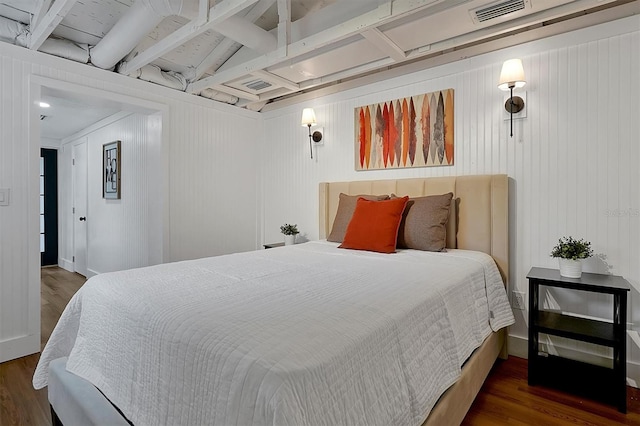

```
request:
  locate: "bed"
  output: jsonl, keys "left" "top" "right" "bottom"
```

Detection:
{"left": 34, "top": 174, "right": 513, "bottom": 426}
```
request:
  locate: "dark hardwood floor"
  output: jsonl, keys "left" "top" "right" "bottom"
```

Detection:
{"left": 0, "top": 267, "right": 85, "bottom": 426}
{"left": 0, "top": 267, "right": 638, "bottom": 425}
{"left": 463, "top": 357, "right": 640, "bottom": 425}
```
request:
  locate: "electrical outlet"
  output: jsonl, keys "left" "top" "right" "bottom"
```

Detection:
{"left": 512, "top": 291, "right": 526, "bottom": 310}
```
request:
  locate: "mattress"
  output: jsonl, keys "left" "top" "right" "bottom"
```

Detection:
{"left": 34, "top": 241, "right": 514, "bottom": 425}
{"left": 48, "top": 357, "right": 130, "bottom": 425}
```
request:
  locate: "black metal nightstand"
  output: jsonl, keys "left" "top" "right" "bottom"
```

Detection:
{"left": 527, "top": 267, "right": 630, "bottom": 413}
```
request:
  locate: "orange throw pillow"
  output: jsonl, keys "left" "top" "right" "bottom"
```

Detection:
{"left": 339, "top": 196, "right": 409, "bottom": 253}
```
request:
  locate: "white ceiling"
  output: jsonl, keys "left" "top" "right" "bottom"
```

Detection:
{"left": 1, "top": 0, "right": 635, "bottom": 111}
{"left": 38, "top": 95, "right": 121, "bottom": 140}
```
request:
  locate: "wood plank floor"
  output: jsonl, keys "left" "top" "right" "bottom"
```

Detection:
{"left": 463, "top": 357, "right": 640, "bottom": 425}
{"left": 1, "top": 266, "right": 638, "bottom": 425}
{"left": 0, "top": 267, "right": 85, "bottom": 426}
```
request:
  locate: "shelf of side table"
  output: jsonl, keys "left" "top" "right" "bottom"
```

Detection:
{"left": 526, "top": 267, "right": 630, "bottom": 413}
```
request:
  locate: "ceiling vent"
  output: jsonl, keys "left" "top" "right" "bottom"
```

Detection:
{"left": 470, "top": 0, "right": 529, "bottom": 24}
{"left": 243, "top": 79, "right": 272, "bottom": 91}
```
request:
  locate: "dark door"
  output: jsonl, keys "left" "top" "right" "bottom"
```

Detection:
{"left": 41, "top": 148, "right": 58, "bottom": 266}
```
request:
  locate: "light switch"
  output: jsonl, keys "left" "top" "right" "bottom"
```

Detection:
{"left": 0, "top": 188, "right": 9, "bottom": 206}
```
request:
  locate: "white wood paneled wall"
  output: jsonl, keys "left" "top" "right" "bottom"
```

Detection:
{"left": 261, "top": 17, "right": 640, "bottom": 384}
{"left": 0, "top": 42, "right": 260, "bottom": 362}
{"left": 58, "top": 113, "right": 163, "bottom": 276}
{"left": 0, "top": 51, "right": 41, "bottom": 362}
{"left": 169, "top": 99, "right": 259, "bottom": 261}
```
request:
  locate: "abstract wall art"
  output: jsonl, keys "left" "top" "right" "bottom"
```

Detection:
{"left": 103, "top": 140, "right": 121, "bottom": 199}
{"left": 354, "top": 89, "right": 454, "bottom": 170}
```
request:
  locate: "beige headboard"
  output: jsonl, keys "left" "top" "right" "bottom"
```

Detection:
{"left": 319, "top": 174, "right": 509, "bottom": 285}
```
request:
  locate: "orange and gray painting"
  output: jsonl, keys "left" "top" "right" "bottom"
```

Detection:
{"left": 355, "top": 89, "right": 454, "bottom": 170}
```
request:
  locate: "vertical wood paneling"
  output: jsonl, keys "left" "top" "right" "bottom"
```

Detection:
{"left": 168, "top": 100, "right": 259, "bottom": 261}
{"left": 261, "top": 19, "right": 640, "bottom": 380}
{"left": 64, "top": 113, "right": 158, "bottom": 275}
{"left": 595, "top": 39, "right": 609, "bottom": 274}
{"left": 58, "top": 113, "right": 167, "bottom": 275}
{"left": 0, "top": 41, "right": 260, "bottom": 362}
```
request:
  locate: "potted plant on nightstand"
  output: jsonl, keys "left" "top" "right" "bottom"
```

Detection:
{"left": 280, "top": 224, "right": 299, "bottom": 246}
{"left": 550, "top": 236, "right": 593, "bottom": 278}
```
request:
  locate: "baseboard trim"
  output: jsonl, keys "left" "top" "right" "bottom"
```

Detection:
{"left": 59, "top": 258, "right": 73, "bottom": 272}
{"left": 508, "top": 334, "right": 640, "bottom": 389}
{"left": 87, "top": 268, "right": 100, "bottom": 278}
{"left": 508, "top": 334, "right": 529, "bottom": 359}
{"left": 0, "top": 333, "right": 40, "bottom": 363}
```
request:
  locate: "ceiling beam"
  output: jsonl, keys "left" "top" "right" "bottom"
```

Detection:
{"left": 119, "top": 0, "right": 209, "bottom": 75}
{"left": 31, "top": 0, "right": 52, "bottom": 29}
{"left": 28, "top": 0, "right": 78, "bottom": 50}
{"left": 361, "top": 28, "right": 406, "bottom": 62}
{"left": 276, "top": 0, "right": 291, "bottom": 56}
{"left": 118, "top": 0, "right": 260, "bottom": 76}
{"left": 262, "top": 0, "right": 636, "bottom": 112}
{"left": 300, "top": 58, "right": 395, "bottom": 91}
{"left": 193, "top": 0, "right": 276, "bottom": 81}
{"left": 194, "top": 40, "right": 239, "bottom": 81}
{"left": 215, "top": 16, "right": 277, "bottom": 54}
{"left": 187, "top": 0, "right": 453, "bottom": 93}
{"left": 237, "top": 58, "right": 394, "bottom": 108}
{"left": 253, "top": 57, "right": 394, "bottom": 105}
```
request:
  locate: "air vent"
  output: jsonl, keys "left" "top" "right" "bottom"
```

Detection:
{"left": 243, "top": 79, "right": 272, "bottom": 91}
{"left": 471, "top": 0, "right": 528, "bottom": 24}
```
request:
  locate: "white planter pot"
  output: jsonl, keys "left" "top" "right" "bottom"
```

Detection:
{"left": 284, "top": 234, "right": 296, "bottom": 246}
{"left": 558, "top": 258, "right": 582, "bottom": 278}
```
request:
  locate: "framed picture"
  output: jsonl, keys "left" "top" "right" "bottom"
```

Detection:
{"left": 354, "top": 88, "right": 454, "bottom": 170}
{"left": 103, "top": 140, "right": 121, "bottom": 199}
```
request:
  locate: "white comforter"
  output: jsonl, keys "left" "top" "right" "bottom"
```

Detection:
{"left": 34, "top": 241, "right": 514, "bottom": 425}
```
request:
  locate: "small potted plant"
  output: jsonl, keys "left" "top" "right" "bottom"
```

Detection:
{"left": 280, "top": 224, "right": 299, "bottom": 246}
{"left": 550, "top": 236, "right": 593, "bottom": 278}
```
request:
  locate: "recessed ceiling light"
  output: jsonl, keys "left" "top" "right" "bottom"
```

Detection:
{"left": 39, "top": 102, "right": 50, "bottom": 108}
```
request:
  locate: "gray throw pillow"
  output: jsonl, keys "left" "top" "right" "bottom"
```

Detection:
{"left": 327, "top": 193, "right": 390, "bottom": 242}
{"left": 396, "top": 192, "right": 453, "bottom": 251}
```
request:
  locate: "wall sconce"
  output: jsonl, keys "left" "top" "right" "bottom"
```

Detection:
{"left": 498, "top": 58, "right": 526, "bottom": 137}
{"left": 301, "top": 108, "right": 323, "bottom": 159}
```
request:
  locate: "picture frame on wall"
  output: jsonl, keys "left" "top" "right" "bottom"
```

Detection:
{"left": 103, "top": 140, "right": 121, "bottom": 199}
{"left": 354, "top": 88, "right": 454, "bottom": 171}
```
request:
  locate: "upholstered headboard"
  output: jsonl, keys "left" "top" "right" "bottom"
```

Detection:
{"left": 319, "top": 175, "right": 509, "bottom": 285}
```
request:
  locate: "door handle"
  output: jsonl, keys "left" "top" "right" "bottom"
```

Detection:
{"left": 79, "top": 217, "right": 86, "bottom": 221}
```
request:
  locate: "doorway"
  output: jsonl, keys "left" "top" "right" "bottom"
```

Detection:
{"left": 13, "top": 75, "right": 167, "bottom": 364}
{"left": 34, "top": 80, "right": 166, "bottom": 277}
{"left": 40, "top": 148, "right": 58, "bottom": 266}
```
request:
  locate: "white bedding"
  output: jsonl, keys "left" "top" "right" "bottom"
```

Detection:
{"left": 34, "top": 241, "right": 514, "bottom": 425}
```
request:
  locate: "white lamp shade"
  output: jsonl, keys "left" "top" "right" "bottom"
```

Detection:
{"left": 498, "top": 59, "right": 526, "bottom": 91}
{"left": 301, "top": 108, "right": 317, "bottom": 127}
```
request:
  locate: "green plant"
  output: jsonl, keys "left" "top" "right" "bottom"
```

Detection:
{"left": 550, "top": 236, "right": 593, "bottom": 260}
{"left": 280, "top": 224, "right": 299, "bottom": 235}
